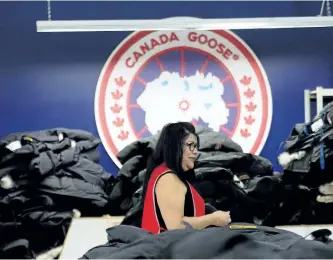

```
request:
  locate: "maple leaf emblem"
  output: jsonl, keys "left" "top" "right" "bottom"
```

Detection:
{"left": 240, "top": 129, "right": 251, "bottom": 138}
{"left": 118, "top": 130, "right": 129, "bottom": 141}
{"left": 111, "top": 89, "right": 123, "bottom": 100}
{"left": 240, "top": 75, "right": 251, "bottom": 86}
{"left": 113, "top": 117, "right": 124, "bottom": 127}
{"left": 244, "top": 88, "right": 255, "bottom": 99}
{"left": 244, "top": 115, "right": 255, "bottom": 125}
{"left": 110, "top": 104, "right": 122, "bottom": 114}
{"left": 115, "top": 76, "right": 126, "bottom": 87}
{"left": 246, "top": 102, "right": 257, "bottom": 112}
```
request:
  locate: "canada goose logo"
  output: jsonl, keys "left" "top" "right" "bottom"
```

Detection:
{"left": 95, "top": 28, "right": 272, "bottom": 167}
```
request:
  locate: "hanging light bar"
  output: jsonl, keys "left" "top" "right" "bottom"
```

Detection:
{"left": 36, "top": 16, "right": 333, "bottom": 32}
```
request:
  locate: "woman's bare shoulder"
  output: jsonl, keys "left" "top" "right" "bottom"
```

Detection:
{"left": 155, "top": 173, "right": 186, "bottom": 193}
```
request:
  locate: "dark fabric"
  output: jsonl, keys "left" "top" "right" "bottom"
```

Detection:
{"left": 117, "top": 121, "right": 333, "bottom": 228}
{"left": 276, "top": 102, "right": 333, "bottom": 226}
{"left": 121, "top": 173, "right": 280, "bottom": 227}
{"left": 0, "top": 238, "right": 33, "bottom": 259}
{"left": 121, "top": 201, "right": 144, "bottom": 228}
{"left": 309, "top": 229, "right": 332, "bottom": 244}
{"left": 0, "top": 128, "right": 116, "bottom": 258}
{"left": 194, "top": 126, "right": 243, "bottom": 153}
{"left": 284, "top": 123, "right": 320, "bottom": 153}
{"left": 195, "top": 151, "right": 273, "bottom": 179}
{"left": 117, "top": 126, "right": 275, "bottom": 226}
{"left": 81, "top": 224, "right": 333, "bottom": 259}
{"left": 117, "top": 126, "right": 243, "bottom": 166}
{"left": 118, "top": 155, "right": 146, "bottom": 180}
{"left": 106, "top": 176, "right": 136, "bottom": 215}
{"left": 284, "top": 121, "right": 333, "bottom": 177}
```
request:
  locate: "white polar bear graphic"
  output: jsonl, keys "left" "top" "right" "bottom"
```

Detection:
{"left": 136, "top": 71, "right": 230, "bottom": 135}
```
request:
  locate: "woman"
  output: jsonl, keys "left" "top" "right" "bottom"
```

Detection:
{"left": 141, "top": 122, "right": 231, "bottom": 234}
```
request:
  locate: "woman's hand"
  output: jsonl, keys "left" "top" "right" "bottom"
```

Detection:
{"left": 211, "top": 211, "right": 232, "bottom": 227}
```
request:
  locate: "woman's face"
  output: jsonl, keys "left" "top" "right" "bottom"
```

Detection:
{"left": 181, "top": 134, "right": 198, "bottom": 171}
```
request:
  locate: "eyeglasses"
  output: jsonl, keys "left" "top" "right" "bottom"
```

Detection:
{"left": 183, "top": 142, "right": 199, "bottom": 152}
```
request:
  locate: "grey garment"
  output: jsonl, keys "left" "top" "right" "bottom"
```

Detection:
{"left": 29, "top": 151, "right": 111, "bottom": 207}
{"left": 285, "top": 151, "right": 312, "bottom": 174}
{"left": 178, "top": 226, "right": 331, "bottom": 258}
{"left": 116, "top": 135, "right": 158, "bottom": 165}
{"left": 195, "top": 126, "right": 243, "bottom": 153}
{"left": 0, "top": 128, "right": 98, "bottom": 146}
{"left": 0, "top": 128, "right": 112, "bottom": 209}
{"left": 81, "top": 225, "right": 193, "bottom": 259}
{"left": 118, "top": 155, "right": 146, "bottom": 179}
{"left": 284, "top": 123, "right": 316, "bottom": 152}
{"left": 0, "top": 129, "right": 100, "bottom": 166}
{"left": 29, "top": 142, "right": 103, "bottom": 177}
{"left": 38, "top": 175, "right": 108, "bottom": 208}
{"left": 81, "top": 224, "right": 333, "bottom": 259}
{"left": 116, "top": 125, "right": 242, "bottom": 165}
{"left": 106, "top": 225, "right": 151, "bottom": 242}
{"left": 194, "top": 166, "right": 234, "bottom": 181}
{"left": 195, "top": 151, "right": 273, "bottom": 179}
{"left": 244, "top": 176, "right": 283, "bottom": 195}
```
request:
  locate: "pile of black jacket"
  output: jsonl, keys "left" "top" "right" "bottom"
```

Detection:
{"left": 81, "top": 224, "right": 333, "bottom": 259}
{"left": 6, "top": 117, "right": 333, "bottom": 258}
{"left": 0, "top": 128, "right": 117, "bottom": 258}
{"left": 276, "top": 101, "right": 333, "bottom": 225}
{"left": 116, "top": 126, "right": 286, "bottom": 227}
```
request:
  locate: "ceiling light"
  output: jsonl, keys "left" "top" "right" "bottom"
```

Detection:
{"left": 36, "top": 16, "right": 333, "bottom": 33}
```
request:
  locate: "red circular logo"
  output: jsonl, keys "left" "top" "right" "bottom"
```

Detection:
{"left": 95, "top": 30, "right": 273, "bottom": 168}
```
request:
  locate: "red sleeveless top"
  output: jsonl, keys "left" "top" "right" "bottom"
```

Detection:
{"left": 141, "top": 163, "right": 205, "bottom": 234}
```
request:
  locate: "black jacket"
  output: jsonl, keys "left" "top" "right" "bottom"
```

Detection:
{"left": 117, "top": 127, "right": 272, "bottom": 183}
{"left": 116, "top": 126, "right": 281, "bottom": 227}
{"left": 117, "top": 126, "right": 243, "bottom": 165}
{"left": 0, "top": 128, "right": 115, "bottom": 258}
{"left": 81, "top": 224, "right": 333, "bottom": 259}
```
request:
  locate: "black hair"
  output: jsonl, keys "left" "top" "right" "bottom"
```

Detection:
{"left": 141, "top": 122, "right": 199, "bottom": 201}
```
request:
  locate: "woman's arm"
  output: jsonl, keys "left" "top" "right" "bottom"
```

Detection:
{"left": 182, "top": 214, "right": 218, "bottom": 229}
{"left": 155, "top": 173, "right": 218, "bottom": 230}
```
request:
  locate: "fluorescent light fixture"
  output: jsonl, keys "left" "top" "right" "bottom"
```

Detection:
{"left": 36, "top": 16, "right": 333, "bottom": 32}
